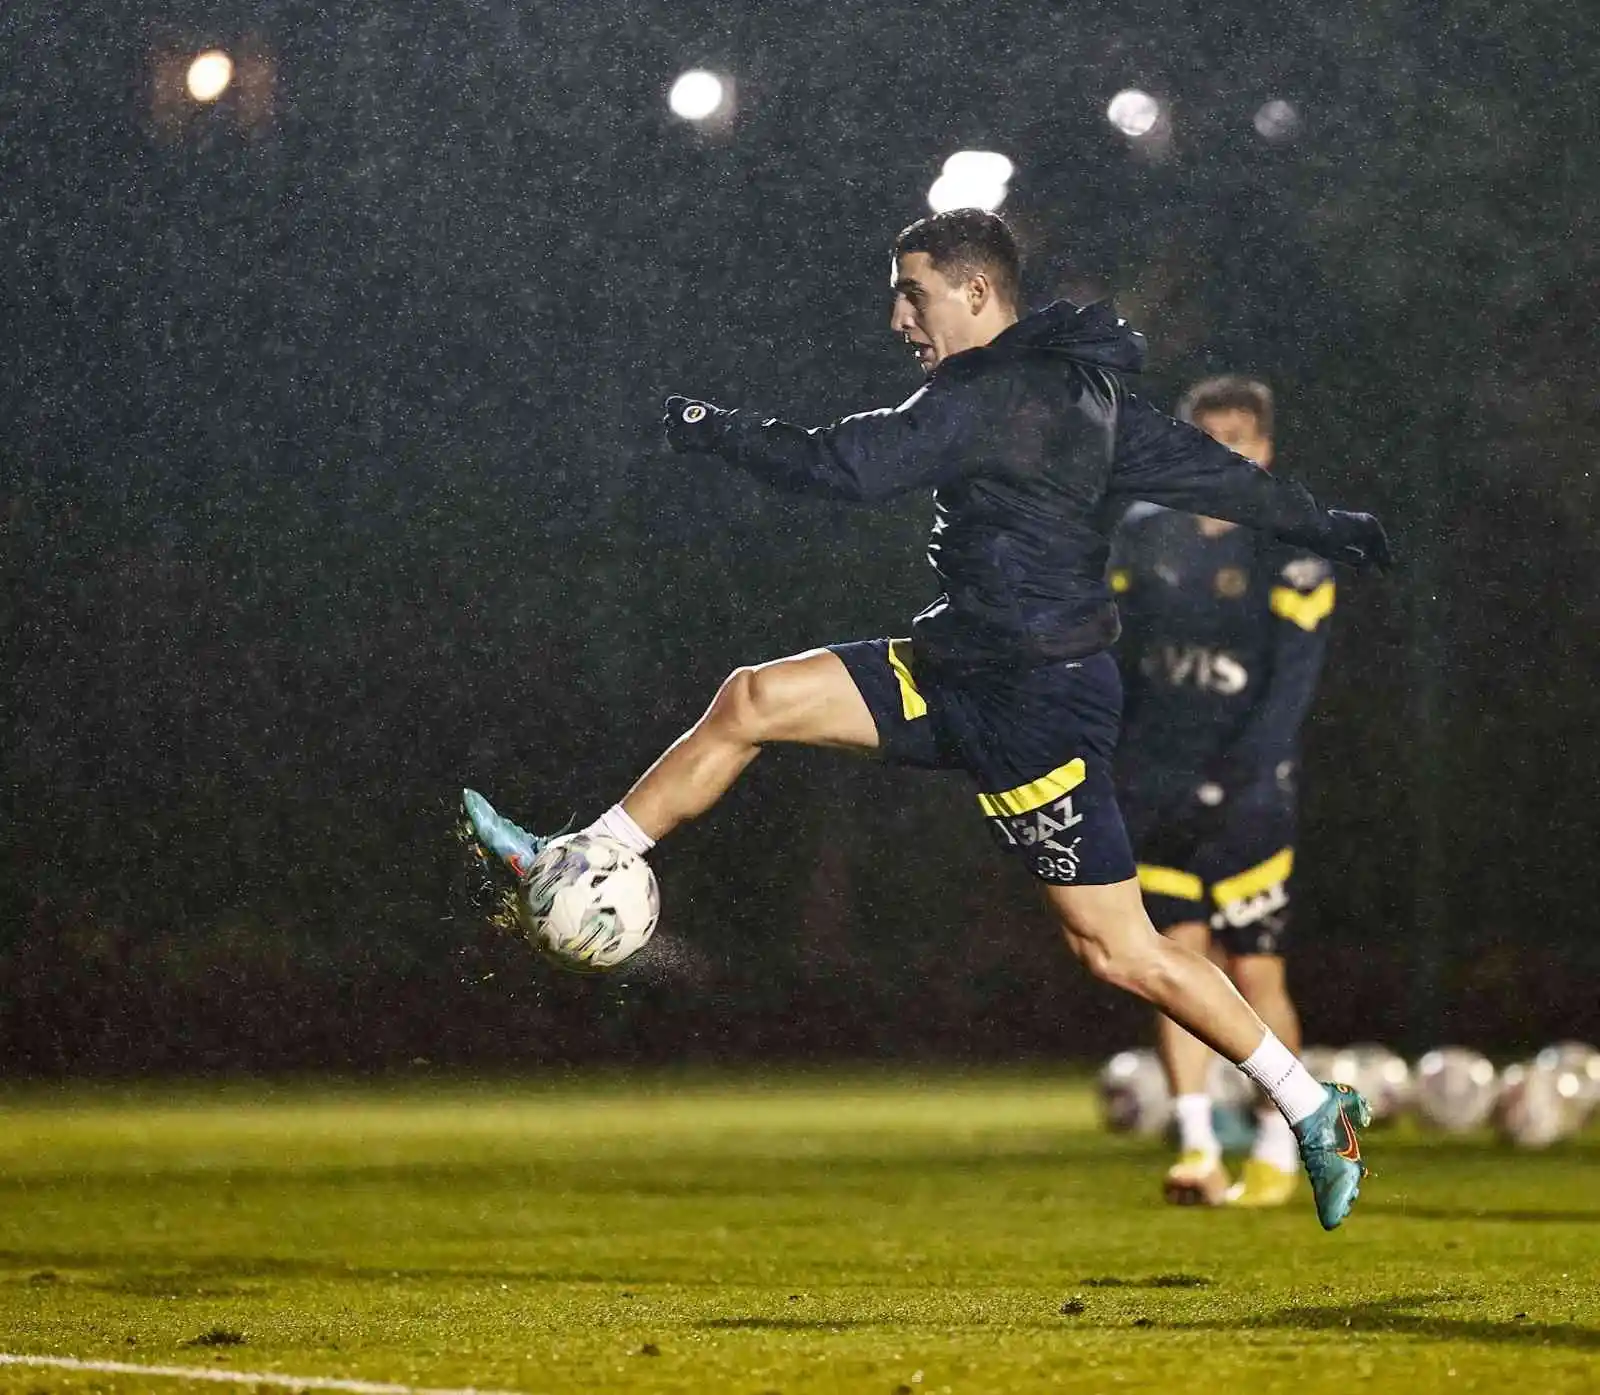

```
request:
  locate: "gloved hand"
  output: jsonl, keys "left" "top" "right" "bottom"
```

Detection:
{"left": 662, "top": 395, "right": 727, "bottom": 454}
{"left": 1324, "top": 510, "right": 1393, "bottom": 571}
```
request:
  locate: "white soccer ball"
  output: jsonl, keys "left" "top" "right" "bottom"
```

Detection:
{"left": 1413, "top": 1047, "right": 1499, "bottom": 1132}
{"left": 1328, "top": 1043, "right": 1414, "bottom": 1123}
{"left": 1533, "top": 1041, "right": 1600, "bottom": 1119}
{"left": 1098, "top": 1048, "right": 1171, "bottom": 1135}
{"left": 516, "top": 833, "right": 659, "bottom": 973}
{"left": 1494, "top": 1061, "right": 1583, "bottom": 1149}
{"left": 1208, "top": 1057, "right": 1258, "bottom": 1112}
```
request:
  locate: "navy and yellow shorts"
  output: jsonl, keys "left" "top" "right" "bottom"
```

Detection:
{"left": 1122, "top": 791, "right": 1296, "bottom": 954}
{"left": 829, "top": 638, "right": 1137, "bottom": 887}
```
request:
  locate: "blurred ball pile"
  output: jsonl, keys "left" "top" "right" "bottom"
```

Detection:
{"left": 1097, "top": 1040, "right": 1599, "bottom": 1150}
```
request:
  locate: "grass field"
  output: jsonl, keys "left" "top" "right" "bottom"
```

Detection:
{"left": 0, "top": 1072, "right": 1596, "bottom": 1395}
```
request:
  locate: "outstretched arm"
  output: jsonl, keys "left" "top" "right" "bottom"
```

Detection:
{"left": 661, "top": 384, "right": 978, "bottom": 503}
{"left": 1111, "top": 395, "right": 1390, "bottom": 569}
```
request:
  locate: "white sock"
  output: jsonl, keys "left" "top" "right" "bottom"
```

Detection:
{"left": 1173, "top": 1093, "right": 1219, "bottom": 1159}
{"left": 1237, "top": 1030, "right": 1327, "bottom": 1126}
{"left": 581, "top": 804, "right": 655, "bottom": 857}
{"left": 1252, "top": 1107, "right": 1301, "bottom": 1171}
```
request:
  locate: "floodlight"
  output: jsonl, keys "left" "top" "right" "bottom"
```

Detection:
{"left": 186, "top": 50, "right": 233, "bottom": 103}
{"left": 942, "top": 150, "right": 1014, "bottom": 185}
{"left": 1254, "top": 99, "right": 1300, "bottom": 141}
{"left": 1107, "top": 89, "right": 1161, "bottom": 139}
{"left": 669, "top": 70, "right": 727, "bottom": 122}
{"left": 927, "top": 149, "right": 1013, "bottom": 213}
{"left": 927, "top": 173, "right": 1007, "bottom": 214}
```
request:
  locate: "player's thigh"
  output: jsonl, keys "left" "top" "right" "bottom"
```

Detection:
{"left": 1161, "top": 918, "right": 1211, "bottom": 954}
{"left": 722, "top": 648, "right": 880, "bottom": 752}
{"left": 1226, "top": 951, "right": 1289, "bottom": 1003}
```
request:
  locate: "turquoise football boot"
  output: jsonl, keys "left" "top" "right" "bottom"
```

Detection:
{"left": 1293, "top": 1083, "right": 1373, "bottom": 1230}
{"left": 461, "top": 788, "right": 549, "bottom": 882}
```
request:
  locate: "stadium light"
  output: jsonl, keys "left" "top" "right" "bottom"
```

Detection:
{"left": 1253, "top": 99, "right": 1300, "bottom": 142}
{"left": 927, "top": 149, "right": 1013, "bottom": 214}
{"left": 669, "top": 69, "right": 729, "bottom": 122}
{"left": 186, "top": 49, "right": 234, "bottom": 103}
{"left": 1106, "top": 89, "right": 1162, "bottom": 139}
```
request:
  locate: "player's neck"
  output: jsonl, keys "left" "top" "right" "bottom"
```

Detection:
{"left": 1197, "top": 516, "right": 1237, "bottom": 538}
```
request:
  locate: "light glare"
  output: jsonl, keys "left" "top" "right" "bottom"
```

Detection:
{"left": 926, "top": 173, "right": 1007, "bottom": 214}
{"left": 669, "top": 70, "right": 726, "bottom": 122}
{"left": 186, "top": 50, "right": 233, "bottom": 103}
{"left": 1107, "top": 89, "right": 1161, "bottom": 138}
{"left": 1254, "top": 99, "right": 1300, "bottom": 141}
{"left": 942, "top": 150, "right": 1014, "bottom": 185}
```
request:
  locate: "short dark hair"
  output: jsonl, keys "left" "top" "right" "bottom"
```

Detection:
{"left": 1177, "top": 375, "right": 1275, "bottom": 436}
{"left": 893, "top": 209, "right": 1021, "bottom": 309}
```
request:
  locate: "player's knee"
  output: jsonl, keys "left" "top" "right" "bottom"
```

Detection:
{"left": 708, "top": 664, "right": 793, "bottom": 742}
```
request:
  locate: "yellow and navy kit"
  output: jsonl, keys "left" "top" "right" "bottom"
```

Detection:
{"left": 829, "top": 638, "right": 1135, "bottom": 887}
{"left": 1109, "top": 506, "right": 1333, "bottom": 948}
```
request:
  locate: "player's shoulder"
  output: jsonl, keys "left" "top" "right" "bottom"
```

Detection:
{"left": 1115, "top": 500, "right": 1174, "bottom": 536}
{"left": 1269, "top": 547, "right": 1336, "bottom": 594}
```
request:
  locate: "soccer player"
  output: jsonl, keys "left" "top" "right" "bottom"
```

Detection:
{"left": 1111, "top": 377, "right": 1334, "bottom": 1208}
{"left": 464, "top": 210, "right": 1388, "bottom": 1230}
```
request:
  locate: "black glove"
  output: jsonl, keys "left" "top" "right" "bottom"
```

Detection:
{"left": 1324, "top": 510, "right": 1393, "bottom": 571}
{"left": 662, "top": 395, "right": 727, "bottom": 454}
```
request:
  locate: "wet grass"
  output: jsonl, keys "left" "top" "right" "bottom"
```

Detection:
{"left": 0, "top": 1071, "right": 1596, "bottom": 1394}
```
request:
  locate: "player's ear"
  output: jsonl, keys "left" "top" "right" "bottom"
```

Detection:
{"left": 967, "top": 271, "right": 992, "bottom": 314}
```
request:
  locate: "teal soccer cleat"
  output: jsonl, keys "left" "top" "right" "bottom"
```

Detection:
{"left": 1294, "top": 1082, "right": 1373, "bottom": 1231}
{"left": 461, "top": 788, "right": 549, "bottom": 882}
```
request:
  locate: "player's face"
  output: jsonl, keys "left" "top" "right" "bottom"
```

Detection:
{"left": 889, "top": 252, "right": 981, "bottom": 376}
{"left": 1192, "top": 407, "right": 1274, "bottom": 468}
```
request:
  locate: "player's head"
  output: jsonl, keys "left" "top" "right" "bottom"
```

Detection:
{"left": 890, "top": 209, "right": 1021, "bottom": 375}
{"left": 1178, "top": 376, "right": 1275, "bottom": 467}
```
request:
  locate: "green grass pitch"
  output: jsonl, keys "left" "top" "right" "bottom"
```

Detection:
{"left": 1, "top": 1072, "right": 1596, "bottom": 1394}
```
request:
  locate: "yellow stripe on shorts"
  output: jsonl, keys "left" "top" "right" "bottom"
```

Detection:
{"left": 886, "top": 639, "right": 926, "bottom": 720}
{"left": 976, "top": 758, "right": 1087, "bottom": 818}
{"left": 1137, "top": 863, "right": 1205, "bottom": 902}
{"left": 1211, "top": 847, "right": 1295, "bottom": 907}
{"left": 1270, "top": 580, "right": 1335, "bottom": 632}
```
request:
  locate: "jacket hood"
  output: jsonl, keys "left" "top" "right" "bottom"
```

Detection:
{"left": 991, "top": 299, "right": 1147, "bottom": 374}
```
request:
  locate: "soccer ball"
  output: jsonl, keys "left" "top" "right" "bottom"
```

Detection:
{"left": 516, "top": 833, "right": 659, "bottom": 973}
{"left": 1413, "top": 1047, "right": 1498, "bottom": 1132}
{"left": 1328, "top": 1043, "right": 1414, "bottom": 1123}
{"left": 1533, "top": 1041, "right": 1600, "bottom": 1119}
{"left": 1493, "top": 1061, "right": 1583, "bottom": 1149}
{"left": 1098, "top": 1048, "right": 1171, "bottom": 1135}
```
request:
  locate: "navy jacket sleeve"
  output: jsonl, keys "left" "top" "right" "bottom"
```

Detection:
{"left": 1216, "top": 557, "right": 1335, "bottom": 781}
{"left": 697, "top": 378, "right": 983, "bottom": 503}
{"left": 1111, "top": 395, "right": 1341, "bottom": 556}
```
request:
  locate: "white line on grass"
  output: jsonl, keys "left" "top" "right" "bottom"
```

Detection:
{"left": 0, "top": 1353, "right": 533, "bottom": 1395}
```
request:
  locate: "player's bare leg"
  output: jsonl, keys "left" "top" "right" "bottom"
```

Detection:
{"left": 1047, "top": 881, "right": 1267, "bottom": 1065}
{"left": 464, "top": 649, "right": 878, "bottom": 871}
{"left": 1152, "top": 918, "right": 1231, "bottom": 1205}
{"left": 1042, "top": 878, "right": 1370, "bottom": 1228}
{"left": 1226, "top": 951, "right": 1304, "bottom": 1205}
{"left": 621, "top": 649, "right": 878, "bottom": 841}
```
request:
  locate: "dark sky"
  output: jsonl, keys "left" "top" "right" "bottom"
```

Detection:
{"left": 3, "top": 0, "right": 1597, "bottom": 1070}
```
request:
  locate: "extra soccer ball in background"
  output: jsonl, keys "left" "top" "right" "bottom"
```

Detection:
{"left": 516, "top": 833, "right": 659, "bottom": 973}
{"left": 1098, "top": 1048, "right": 1171, "bottom": 1135}
{"left": 1493, "top": 1061, "right": 1584, "bottom": 1149}
{"left": 1329, "top": 1043, "right": 1414, "bottom": 1123}
{"left": 1413, "top": 1046, "right": 1499, "bottom": 1132}
{"left": 1534, "top": 1041, "right": 1600, "bottom": 1119}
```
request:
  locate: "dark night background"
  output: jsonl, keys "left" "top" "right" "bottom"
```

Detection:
{"left": 2, "top": 0, "right": 1595, "bottom": 1075}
